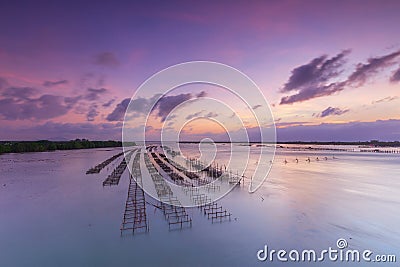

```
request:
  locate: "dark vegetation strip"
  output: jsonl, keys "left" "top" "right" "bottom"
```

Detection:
{"left": 0, "top": 139, "right": 134, "bottom": 154}
{"left": 178, "top": 140, "right": 400, "bottom": 147}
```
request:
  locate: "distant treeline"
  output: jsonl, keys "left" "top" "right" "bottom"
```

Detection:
{"left": 0, "top": 139, "right": 129, "bottom": 154}
{"left": 277, "top": 140, "right": 400, "bottom": 147}
{"left": 179, "top": 140, "right": 400, "bottom": 147}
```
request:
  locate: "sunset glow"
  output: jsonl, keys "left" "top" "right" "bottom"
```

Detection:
{"left": 0, "top": 1, "right": 399, "bottom": 141}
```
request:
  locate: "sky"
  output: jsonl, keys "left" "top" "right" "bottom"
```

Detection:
{"left": 0, "top": 0, "right": 399, "bottom": 141}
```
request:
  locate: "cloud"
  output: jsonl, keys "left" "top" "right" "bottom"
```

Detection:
{"left": 1, "top": 86, "right": 38, "bottom": 99}
{"left": 185, "top": 111, "right": 203, "bottom": 120}
{"left": 0, "top": 82, "right": 109, "bottom": 122}
{"left": 84, "top": 88, "right": 107, "bottom": 101}
{"left": 102, "top": 99, "right": 115, "bottom": 107}
{"left": 318, "top": 107, "right": 349, "bottom": 118}
{"left": 64, "top": 95, "right": 82, "bottom": 108}
{"left": 196, "top": 91, "right": 207, "bottom": 97}
{"left": 281, "top": 50, "right": 350, "bottom": 93}
{"left": 43, "top": 80, "right": 68, "bottom": 87}
{"left": 280, "top": 82, "right": 346, "bottom": 105}
{"left": 155, "top": 93, "right": 192, "bottom": 122}
{"left": 93, "top": 52, "right": 119, "bottom": 67}
{"left": 390, "top": 67, "right": 400, "bottom": 83}
{"left": 86, "top": 104, "right": 99, "bottom": 121}
{"left": 372, "top": 96, "right": 399, "bottom": 104}
{"left": 252, "top": 104, "right": 262, "bottom": 110}
{"left": 347, "top": 50, "right": 400, "bottom": 86}
{"left": 0, "top": 94, "right": 71, "bottom": 120}
{"left": 205, "top": 112, "right": 218, "bottom": 118}
{"left": 0, "top": 83, "right": 98, "bottom": 121}
{"left": 106, "top": 92, "right": 205, "bottom": 122}
{"left": 166, "top": 114, "right": 177, "bottom": 120}
{"left": 279, "top": 49, "right": 400, "bottom": 105}
{"left": 106, "top": 98, "right": 131, "bottom": 121}
{"left": 280, "top": 50, "right": 350, "bottom": 104}
{"left": 105, "top": 95, "right": 161, "bottom": 121}
{"left": 131, "top": 95, "right": 161, "bottom": 113}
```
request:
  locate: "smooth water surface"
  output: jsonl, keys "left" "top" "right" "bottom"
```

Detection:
{"left": 0, "top": 145, "right": 399, "bottom": 266}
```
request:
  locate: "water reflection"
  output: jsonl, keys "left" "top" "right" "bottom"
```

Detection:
{"left": 0, "top": 145, "right": 399, "bottom": 266}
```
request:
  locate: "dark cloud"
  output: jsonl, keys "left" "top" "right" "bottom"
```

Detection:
{"left": 134, "top": 95, "right": 164, "bottom": 113}
{"left": 390, "top": 67, "right": 400, "bottom": 83}
{"left": 281, "top": 50, "right": 350, "bottom": 93}
{"left": 279, "top": 49, "right": 400, "bottom": 105}
{"left": 155, "top": 93, "right": 192, "bottom": 122}
{"left": 372, "top": 96, "right": 399, "bottom": 104}
{"left": 280, "top": 82, "right": 346, "bottom": 105}
{"left": 166, "top": 114, "right": 177, "bottom": 120}
{"left": 0, "top": 94, "right": 71, "bottom": 120}
{"left": 186, "top": 111, "right": 203, "bottom": 120}
{"left": 84, "top": 88, "right": 107, "bottom": 101}
{"left": 280, "top": 50, "right": 350, "bottom": 104}
{"left": 64, "top": 95, "right": 82, "bottom": 107}
{"left": 87, "top": 104, "right": 99, "bottom": 121}
{"left": 43, "top": 80, "right": 68, "bottom": 87}
{"left": 196, "top": 91, "right": 207, "bottom": 97}
{"left": 183, "top": 111, "right": 217, "bottom": 121}
{"left": 252, "top": 104, "right": 262, "bottom": 110}
{"left": 347, "top": 50, "right": 400, "bottom": 86}
{"left": 1, "top": 86, "right": 38, "bottom": 99}
{"left": 106, "top": 98, "right": 131, "bottom": 121}
{"left": 130, "top": 95, "right": 159, "bottom": 113}
{"left": 205, "top": 112, "right": 218, "bottom": 118}
{"left": 93, "top": 52, "right": 119, "bottom": 67}
{"left": 107, "top": 93, "right": 204, "bottom": 122}
{"left": 0, "top": 82, "right": 107, "bottom": 122}
{"left": 0, "top": 81, "right": 107, "bottom": 121}
{"left": 102, "top": 99, "right": 115, "bottom": 107}
{"left": 106, "top": 94, "right": 162, "bottom": 121}
{"left": 318, "top": 107, "right": 349, "bottom": 118}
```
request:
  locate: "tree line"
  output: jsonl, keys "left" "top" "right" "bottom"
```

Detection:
{"left": 0, "top": 139, "right": 128, "bottom": 154}
{"left": 179, "top": 140, "right": 400, "bottom": 147}
{"left": 277, "top": 140, "right": 400, "bottom": 147}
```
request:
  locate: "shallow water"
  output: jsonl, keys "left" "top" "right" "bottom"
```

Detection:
{"left": 0, "top": 145, "right": 399, "bottom": 266}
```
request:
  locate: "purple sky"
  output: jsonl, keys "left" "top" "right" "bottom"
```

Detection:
{"left": 0, "top": 0, "right": 399, "bottom": 141}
